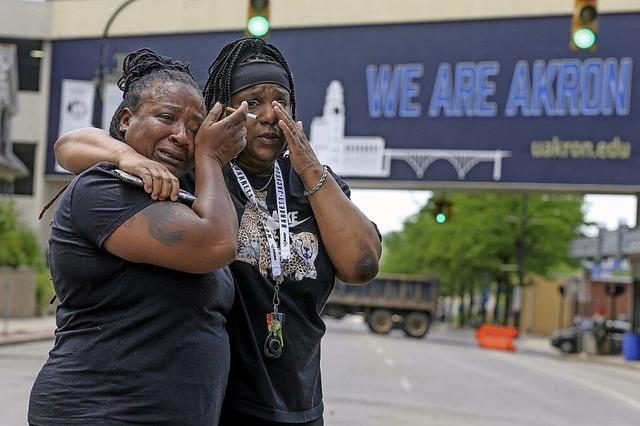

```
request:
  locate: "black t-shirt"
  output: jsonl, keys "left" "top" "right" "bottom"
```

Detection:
{"left": 28, "top": 163, "right": 234, "bottom": 426}
{"left": 210, "top": 157, "right": 349, "bottom": 423}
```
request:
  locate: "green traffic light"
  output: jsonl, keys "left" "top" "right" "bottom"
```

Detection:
{"left": 435, "top": 213, "right": 447, "bottom": 224}
{"left": 573, "top": 27, "right": 596, "bottom": 50}
{"left": 247, "top": 16, "right": 270, "bottom": 37}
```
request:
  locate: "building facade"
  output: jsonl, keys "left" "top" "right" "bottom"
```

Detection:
{"left": 1, "top": 0, "right": 640, "bottom": 250}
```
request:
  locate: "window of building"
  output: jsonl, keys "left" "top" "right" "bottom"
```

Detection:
{"left": 0, "top": 180, "right": 12, "bottom": 194}
{"left": 12, "top": 143, "right": 36, "bottom": 195}
{"left": 0, "top": 39, "right": 42, "bottom": 92}
{"left": 0, "top": 108, "right": 6, "bottom": 154}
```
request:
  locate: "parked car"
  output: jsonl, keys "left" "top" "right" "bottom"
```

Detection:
{"left": 550, "top": 318, "right": 630, "bottom": 354}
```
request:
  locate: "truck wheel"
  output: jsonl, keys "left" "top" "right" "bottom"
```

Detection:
{"left": 368, "top": 309, "right": 393, "bottom": 334}
{"left": 325, "top": 306, "right": 346, "bottom": 319}
{"left": 403, "top": 312, "right": 430, "bottom": 338}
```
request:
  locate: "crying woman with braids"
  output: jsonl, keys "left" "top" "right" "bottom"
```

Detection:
{"left": 28, "top": 48, "right": 248, "bottom": 426}
{"left": 54, "top": 37, "right": 382, "bottom": 425}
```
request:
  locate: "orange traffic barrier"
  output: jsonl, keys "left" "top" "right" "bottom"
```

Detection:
{"left": 475, "top": 323, "right": 518, "bottom": 352}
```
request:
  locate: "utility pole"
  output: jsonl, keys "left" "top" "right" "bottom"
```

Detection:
{"left": 558, "top": 285, "right": 565, "bottom": 328}
{"left": 514, "top": 194, "right": 528, "bottom": 329}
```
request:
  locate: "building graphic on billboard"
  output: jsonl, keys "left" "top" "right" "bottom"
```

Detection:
{"left": 310, "top": 80, "right": 511, "bottom": 180}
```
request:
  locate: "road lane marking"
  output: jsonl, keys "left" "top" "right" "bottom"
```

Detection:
{"left": 384, "top": 357, "right": 395, "bottom": 367}
{"left": 491, "top": 351, "right": 640, "bottom": 412}
{"left": 400, "top": 377, "right": 412, "bottom": 391}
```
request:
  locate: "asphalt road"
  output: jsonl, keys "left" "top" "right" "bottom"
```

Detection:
{"left": 321, "top": 317, "right": 640, "bottom": 426}
{"left": 1, "top": 319, "right": 639, "bottom": 425}
{"left": 0, "top": 340, "right": 49, "bottom": 426}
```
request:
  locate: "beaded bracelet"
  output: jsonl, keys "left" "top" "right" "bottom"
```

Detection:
{"left": 303, "top": 165, "right": 329, "bottom": 197}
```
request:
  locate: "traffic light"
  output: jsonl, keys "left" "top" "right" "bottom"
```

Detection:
{"left": 246, "top": 0, "right": 271, "bottom": 38}
{"left": 433, "top": 199, "right": 453, "bottom": 224}
{"left": 570, "top": 0, "right": 598, "bottom": 50}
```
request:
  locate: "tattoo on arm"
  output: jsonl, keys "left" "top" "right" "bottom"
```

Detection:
{"left": 141, "top": 203, "right": 187, "bottom": 245}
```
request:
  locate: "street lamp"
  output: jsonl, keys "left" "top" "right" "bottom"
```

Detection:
{"left": 93, "top": 0, "right": 140, "bottom": 127}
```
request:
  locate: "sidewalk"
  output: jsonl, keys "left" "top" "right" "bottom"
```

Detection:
{"left": 0, "top": 315, "right": 56, "bottom": 346}
{"left": 432, "top": 323, "right": 640, "bottom": 372}
{"left": 513, "top": 332, "right": 640, "bottom": 372}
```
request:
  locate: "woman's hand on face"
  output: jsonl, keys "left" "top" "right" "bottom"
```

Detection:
{"left": 118, "top": 151, "right": 181, "bottom": 201}
{"left": 273, "top": 102, "right": 322, "bottom": 178}
{"left": 195, "top": 102, "right": 248, "bottom": 166}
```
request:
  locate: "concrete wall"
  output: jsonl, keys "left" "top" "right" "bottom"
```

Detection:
{"left": 3, "top": 1, "right": 640, "bottom": 40}
{"left": 45, "top": 0, "right": 640, "bottom": 39}
{"left": 0, "top": 268, "right": 37, "bottom": 317}
{"left": 0, "top": 1, "right": 51, "bottom": 39}
{"left": 10, "top": 41, "right": 53, "bottom": 247}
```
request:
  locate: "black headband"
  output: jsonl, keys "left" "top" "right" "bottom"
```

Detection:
{"left": 231, "top": 60, "right": 290, "bottom": 95}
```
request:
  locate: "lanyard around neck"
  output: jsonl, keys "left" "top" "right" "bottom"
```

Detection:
{"left": 232, "top": 161, "right": 291, "bottom": 281}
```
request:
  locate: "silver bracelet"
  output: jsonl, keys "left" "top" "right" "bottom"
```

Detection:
{"left": 303, "top": 165, "right": 329, "bottom": 197}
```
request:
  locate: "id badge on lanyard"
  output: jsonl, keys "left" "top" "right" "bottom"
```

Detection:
{"left": 232, "top": 162, "right": 291, "bottom": 359}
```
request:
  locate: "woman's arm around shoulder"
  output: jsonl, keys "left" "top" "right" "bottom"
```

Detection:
{"left": 55, "top": 127, "right": 181, "bottom": 201}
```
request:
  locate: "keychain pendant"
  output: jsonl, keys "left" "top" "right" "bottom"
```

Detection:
{"left": 264, "top": 312, "right": 285, "bottom": 359}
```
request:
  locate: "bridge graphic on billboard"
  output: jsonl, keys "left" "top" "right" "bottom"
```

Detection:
{"left": 309, "top": 81, "right": 511, "bottom": 181}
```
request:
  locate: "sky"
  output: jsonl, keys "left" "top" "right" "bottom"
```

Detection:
{"left": 349, "top": 190, "right": 638, "bottom": 236}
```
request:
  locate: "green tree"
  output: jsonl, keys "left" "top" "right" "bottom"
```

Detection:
{"left": 0, "top": 199, "right": 42, "bottom": 268}
{"left": 0, "top": 198, "right": 52, "bottom": 313}
{"left": 381, "top": 193, "right": 585, "bottom": 307}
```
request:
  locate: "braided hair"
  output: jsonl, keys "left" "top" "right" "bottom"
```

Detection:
{"left": 40, "top": 49, "right": 200, "bottom": 221}
{"left": 109, "top": 48, "right": 201, "bottom": 142}
{"left": 202, "top": 37, "right": 296, "bottom": 119}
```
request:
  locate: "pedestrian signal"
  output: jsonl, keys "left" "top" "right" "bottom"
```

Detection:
{"left": 570, "top": 0, "right": 598, "bottom": 50}
{"left": 246, "top": 0, "right": 270, "bottom": 38}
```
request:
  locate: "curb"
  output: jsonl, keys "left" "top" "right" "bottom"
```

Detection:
{"left": 576, "top": 352, "right": 640, "bottom": 371}
{"left": 0, "top": 331, "right": 55, "bottom": 347}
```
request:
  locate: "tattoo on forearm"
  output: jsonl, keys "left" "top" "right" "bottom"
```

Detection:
{"left": 142, "top": 203, "right": 187, "bottom": 245}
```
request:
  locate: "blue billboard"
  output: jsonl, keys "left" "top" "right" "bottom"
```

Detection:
{"left": 46, "top": 13, "right": 640, "bottom": 192}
